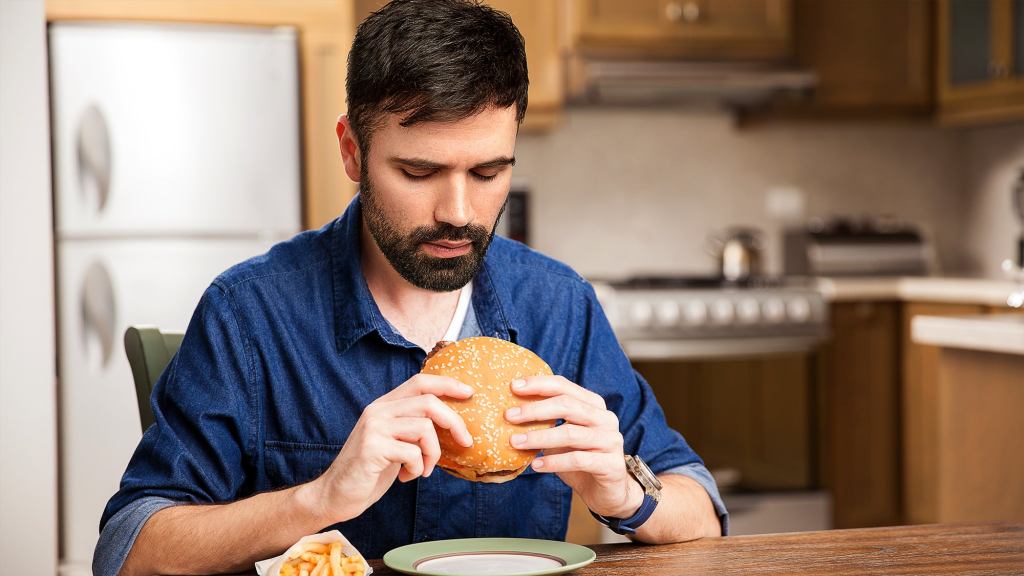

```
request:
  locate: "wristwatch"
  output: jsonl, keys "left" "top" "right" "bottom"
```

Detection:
{"left": 590, "top": 454, "right": 663, "bottom": 535}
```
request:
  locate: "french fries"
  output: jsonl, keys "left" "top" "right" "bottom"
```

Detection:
{"left": 279, "top": 541, "right": 365, "bottom": 576}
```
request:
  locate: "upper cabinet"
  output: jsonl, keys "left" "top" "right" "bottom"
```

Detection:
{"left": 570, "top": 0, "right": 792, "bottom": 61}
{"left": 788, "top": 0, "right": 932, "bottom": 115}
{"left": 938, "top": 0, "right": 1024, "bottom": 125}
{"left": 355, "top": 0, "right": 563, "bottom": 131}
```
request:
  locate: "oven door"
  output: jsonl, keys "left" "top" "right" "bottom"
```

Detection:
{"left": 629, "top": 335, "right": 830, "bottom": 534}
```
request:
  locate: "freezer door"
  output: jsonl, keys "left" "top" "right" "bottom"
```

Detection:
{"left": 50, "top": 23, "right": 301, "bottom": 237}
{"left": 57, "top": 238, "right": 276, "bottom": 570}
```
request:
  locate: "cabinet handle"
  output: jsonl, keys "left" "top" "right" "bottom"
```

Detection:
{"left": 665, "top": 1, "right": 701, "bottom": 23}
{"left": 989, "top": 62, "right": 1010, "bottom": 79}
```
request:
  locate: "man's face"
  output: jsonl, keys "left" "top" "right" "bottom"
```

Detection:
{"left": 358, "top": 105, "right": 519, "bottom": 292}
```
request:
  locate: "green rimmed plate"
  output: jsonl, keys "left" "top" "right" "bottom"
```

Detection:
{"left": 382, "top": 538, "right": 596, "bottom": 576}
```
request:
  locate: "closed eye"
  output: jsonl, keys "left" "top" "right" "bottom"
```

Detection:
{"left": 401, "top": 169, "right": 434, "bottom": 180}
{"left": 471, "top": 171, "right": 498, "bottom": 182}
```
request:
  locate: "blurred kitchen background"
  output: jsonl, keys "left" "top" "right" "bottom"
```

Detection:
{"left": 3, "top": 1, "right": 1024, "bottom": 575}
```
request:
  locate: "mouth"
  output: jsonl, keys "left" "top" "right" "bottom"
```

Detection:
{"left": 422, "top": 241, "right": 473, "bottom": 258}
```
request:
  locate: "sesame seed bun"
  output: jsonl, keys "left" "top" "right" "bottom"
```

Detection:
{"left": 421, "top": 336, "right": 555, "bottom": 483}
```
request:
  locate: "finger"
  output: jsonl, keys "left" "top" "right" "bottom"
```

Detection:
{"left": 383, "top": 373, "right": 474, "bottom": 402}
{"left": 511, "top": 423, "right": 623, "bottom": 452}
{"left": 382, "top": 439, "right": 425, "bottom": 481}
{"left": 532, "top": 450, "right": 620, "bottom": 476}
{"left": 506, "top": 394, "right": 618, "bottom": 429}
{"left": 388, "top": 417, "right": 442, "bottom": 477}
{"left": 511, "top": 375, "right": 606, "bottom": 410}
{"left": 377, "top": 394, "right": 474, "bottom": 447}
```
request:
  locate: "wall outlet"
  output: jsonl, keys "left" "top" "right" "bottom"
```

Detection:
{"left": 765, "top": 186, "right": 806, "bottom": 223}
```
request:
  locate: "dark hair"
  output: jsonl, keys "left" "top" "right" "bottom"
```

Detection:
{"left": 346, "top": 0, "right": 529, "bottom": 154}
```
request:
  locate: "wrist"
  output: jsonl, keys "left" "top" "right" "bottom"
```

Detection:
{"left": 294, "top": 477, "right": 350, "bottom": 527}
{"left": 605, "top": 477, "right": 646, "bottom": 519}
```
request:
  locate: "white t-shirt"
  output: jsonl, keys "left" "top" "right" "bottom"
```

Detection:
{"left": 420, "top": 280, "right": 473, "bottom": 352}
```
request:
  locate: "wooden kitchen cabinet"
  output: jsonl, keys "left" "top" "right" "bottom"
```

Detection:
{"left": 569, "top": 0, "right": 793, "bottom": 61}
{"left": 901, "top": 301, "right": 1019, "bottom": 524}
{"left": 819, "top": 301, "right": 902, "bottom": 529}
{"left": 937, "top": 0, "right": 1024, "bottom": 125}
{"left": 792, "top": 0, "right": 933, "bottom": 115}
{"left": 47, "top": 0, "right": 358, "bottom": 230}
{"left": 356, "top": 0, "right": 564, "bottom": 131}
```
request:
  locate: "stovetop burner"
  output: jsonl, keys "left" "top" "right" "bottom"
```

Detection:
{"left": 609, "top": 275, "right": 785, "bottom": 290}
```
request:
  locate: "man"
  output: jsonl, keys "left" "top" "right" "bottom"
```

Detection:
{"left": 95, "top": 1, "right": 727, "bottom": 574}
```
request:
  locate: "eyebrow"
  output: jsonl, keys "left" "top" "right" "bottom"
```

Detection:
{"left": 390, "top": 156, "right": 516, "bottom": 171}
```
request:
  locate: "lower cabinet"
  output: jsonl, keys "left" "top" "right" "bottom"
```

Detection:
{"left": 819, "top": 301, "right": 902, "bottom": 528}
{"left": 900, "top": 301, "right": 985, "bottom": 524}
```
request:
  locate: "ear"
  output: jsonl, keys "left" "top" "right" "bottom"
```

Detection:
{"left": 336, "top": 115, "right": 362, "bottom": 183}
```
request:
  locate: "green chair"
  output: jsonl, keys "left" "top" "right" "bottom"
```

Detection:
{"left": 124, "top": 326, "right": 184, "bottom": 433}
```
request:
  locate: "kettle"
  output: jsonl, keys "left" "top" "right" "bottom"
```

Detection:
{"left": 708, "top": 227, "right": 763, "bottom": 282}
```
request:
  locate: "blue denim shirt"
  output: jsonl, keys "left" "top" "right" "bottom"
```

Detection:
{"left": 95, "top": 197, "right": 727, "bottom": 575}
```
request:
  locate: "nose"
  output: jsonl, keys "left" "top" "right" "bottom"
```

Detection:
{"left": 434, "top": 173, "right": 474, "bottom": 228}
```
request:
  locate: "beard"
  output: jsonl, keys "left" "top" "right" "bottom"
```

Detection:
{"left": 360, "top": 167, "right": 505, "bottom": 292}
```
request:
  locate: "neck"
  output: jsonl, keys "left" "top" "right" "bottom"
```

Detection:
{"left": 360, "top": 219, "right": 463, "bottom": 348}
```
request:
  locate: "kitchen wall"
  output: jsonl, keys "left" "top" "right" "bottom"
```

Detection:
{"left": 513, "top": 108, "right": 969, "bottom": 279}
{"left": 0, "top": 0, "right": 59, "bottom": 573}
{"left": 962, "top": 123, "right": 1024, "bottom": 279}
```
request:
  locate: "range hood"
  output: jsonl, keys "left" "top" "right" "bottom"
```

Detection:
{"left": 566, "top": 57, "right": 818, "bottom": 108}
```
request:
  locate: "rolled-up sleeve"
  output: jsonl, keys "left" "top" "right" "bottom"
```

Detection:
{"left": 95, "top": 283, "right": 255, "bottom": 574}
{"left": 575, "top": 282, "right": 729, "bottom": 534}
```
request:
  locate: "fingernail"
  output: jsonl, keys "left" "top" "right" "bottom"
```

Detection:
{"left": 506, "top": 407, "right": 521, "bottom": 419}
{"left": 460, "top": 384, "right": 474, "bottom": 395}
{"left": 532, "top": 458, "right": 545, "bottom": 470}
{"left": 511, "top": 434, "right": 527, "bottom": 446}
{"left": 424, "top": 466, "right": 433, "bottom": 477}
{"left": 512, "top": 379, "right": 526, "bottom": 390}
{"left": 462, "top": 435, "right": 474, "bottom": 447}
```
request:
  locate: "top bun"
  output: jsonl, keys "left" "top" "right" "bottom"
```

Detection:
{"left": 421, "top": 336, "right": 554, "bottom": 483}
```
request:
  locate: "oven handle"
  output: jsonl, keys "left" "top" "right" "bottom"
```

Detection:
{"left": 622, "top": 335, "right": 825, "bottom": 361}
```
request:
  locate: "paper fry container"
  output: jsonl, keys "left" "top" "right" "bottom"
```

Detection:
{"left": 255, "top": 530, "right": 372, "bottom": 576}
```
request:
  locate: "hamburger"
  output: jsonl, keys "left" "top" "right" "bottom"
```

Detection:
{"left": 421, "top": 336, "right": 555, "bottom": 483}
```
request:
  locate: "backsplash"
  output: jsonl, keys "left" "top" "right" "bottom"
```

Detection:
{"left": 962, "top": 123, "right": 1024, "bottom": 279}
{"left": 513, "top": 108, "right": 968, "bottom": 279}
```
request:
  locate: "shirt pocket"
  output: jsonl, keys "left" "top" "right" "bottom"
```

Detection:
{"left": 264, "top": 440, "right": 341, "bottom": 489}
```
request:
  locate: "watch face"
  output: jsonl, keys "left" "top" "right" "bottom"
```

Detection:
{"left": 627, "top": 455, "right": 663, "bottom": 495}
{"left": 634, "top": 453, "right": 667, "bottom": 487}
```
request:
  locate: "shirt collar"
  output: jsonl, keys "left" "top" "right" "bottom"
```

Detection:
{"left": 331, "top": 195, "right": 519, "bottom": 354}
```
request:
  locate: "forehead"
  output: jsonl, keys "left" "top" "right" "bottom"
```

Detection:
{"left": 369, "top": 105, "right": 518, "bottom": 164}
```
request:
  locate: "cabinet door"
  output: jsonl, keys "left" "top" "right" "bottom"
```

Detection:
{"left": 901, "top": 301, "right": 985, "bottom": 525}
{"left": 574, "top": 0, "right": 792, "bottom": 60}
{"left": 948, "top": 0, "right": 993, "bottom": 86}
{"left": 937, "top": 0, "right": 1024, "bottom": 125}
{"left": 821, "top": 302, "right": 901, "bottom": 529}
{"left": 1015, "top": 0, "right": 1024, "bottom": 76}
{"left": 791, "top": 0, "right": 932, "bottom": 113}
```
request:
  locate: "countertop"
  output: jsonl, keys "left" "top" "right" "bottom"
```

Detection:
{"left": 355, "top": 523, "right": 1024, "bottom": 576}
{"left": 912, "top": 313, "right": 1024, "bottom": 355}
{"left": 815, "top": 276, "right": 1021, "bottom": 306}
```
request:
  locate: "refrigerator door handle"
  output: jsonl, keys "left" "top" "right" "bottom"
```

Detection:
{"left": 76, "top": 103, "right": 111, "bottom": 213}
{"left": 80, "top": 260, "right": 117, "bottom": 369}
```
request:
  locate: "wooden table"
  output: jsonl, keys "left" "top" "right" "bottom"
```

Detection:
{"left": 363, "top": 524, "right": 1024, "bottom": 575}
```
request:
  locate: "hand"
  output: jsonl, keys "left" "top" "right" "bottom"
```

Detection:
{"left": 310, "top": 374, "right": 475, "bottom": 524}
{"left": 506, "top": 376, "right": 644, "bottom": 519}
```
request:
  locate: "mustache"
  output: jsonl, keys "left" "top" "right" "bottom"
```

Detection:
{"left": 409, "top": 222, "right": 490, "bottom": 245}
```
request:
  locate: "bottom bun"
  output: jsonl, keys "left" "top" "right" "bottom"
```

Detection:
{"left": 438, "top": 461, "right": 529, "bottom": 484}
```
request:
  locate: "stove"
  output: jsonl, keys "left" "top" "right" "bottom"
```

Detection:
{"left": 592, "top": 275, "right": 828, "bottom": 360}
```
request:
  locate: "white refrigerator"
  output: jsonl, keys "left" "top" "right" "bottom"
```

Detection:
{"left": 49, "top": 22, "right": 302, "bottom": 574}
